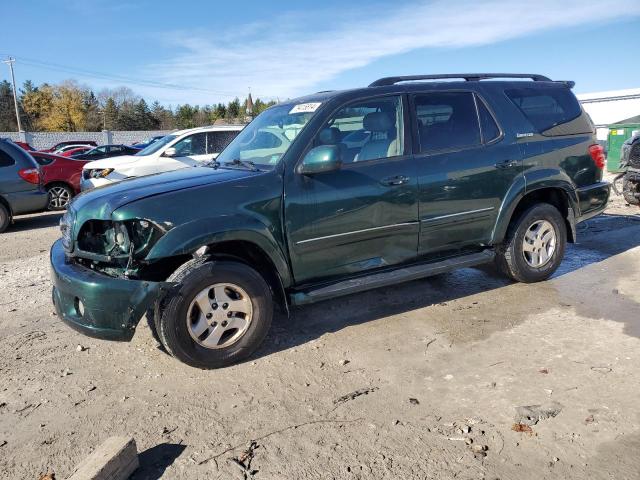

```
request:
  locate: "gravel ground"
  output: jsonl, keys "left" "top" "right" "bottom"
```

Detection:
{"left": 0, "top": 182, "right": 639, "bottom": 480}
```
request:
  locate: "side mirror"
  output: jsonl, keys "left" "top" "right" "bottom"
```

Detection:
{"left": 299, "top": 145, "right": 342, "bottom": 175}
{"left": 163, "top": 147, "right": 177, "bottom": 157}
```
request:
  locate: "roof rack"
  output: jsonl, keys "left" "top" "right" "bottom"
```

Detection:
{"left": 368, "top": 73, "right": 553, "bottom": 87}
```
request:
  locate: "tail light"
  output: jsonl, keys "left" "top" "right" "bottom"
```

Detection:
{"left": 18, "top": 168, "right": 41, "bottom": 184}
{"left": 588, "top": 144, "right": 606, "bottom": 170}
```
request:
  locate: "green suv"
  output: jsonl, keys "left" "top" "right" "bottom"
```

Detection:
{"left": 50, "top": 74, "right": 610, "bottom": 368}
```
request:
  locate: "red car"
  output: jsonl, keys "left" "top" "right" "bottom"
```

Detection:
{"left": 30, "top": 152, "right": 89, "bottom": 210}
{"left": 61, "top": 146, "right": 92, "bottom": 157}
{"left": 40, "top": 140, "right": 97, "bottom": 153}
{"left": 13, "top": 141, "right": 36, "bottom": 151}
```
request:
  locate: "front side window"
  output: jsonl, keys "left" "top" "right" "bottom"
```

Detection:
{"left": 216, "top": 103, "right": 318, "bottom": 166}
{"left": 172, "top": 133, "right": 207, "bottom": 156}
{"left": 88, "top": 146, "right": 107, "bottom": 156}
{"left": 413, "top": 92, "right": 480, "bottom": 153}
{"left": 314, "top": 95, "right": 404, "bottom": 163}
{"left": 136, "top": 135, "right": 176, "bottom": 156}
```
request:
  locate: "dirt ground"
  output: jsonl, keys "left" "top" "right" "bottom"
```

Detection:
{"left": 1, "top": 181, "right": 639, "bottom": 480}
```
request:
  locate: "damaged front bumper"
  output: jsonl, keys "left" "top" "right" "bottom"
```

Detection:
{"left": 50, "top": 239, "right": 166, "bottom": 341}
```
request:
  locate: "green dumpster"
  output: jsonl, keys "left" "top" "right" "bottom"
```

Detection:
{"left": 607, "top": 123, "right": 640, "bottom": 172}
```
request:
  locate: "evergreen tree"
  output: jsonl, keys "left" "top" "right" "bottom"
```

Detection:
{"left": 151, "top": 101, "right": 174, "bottom": 130}
{"left": 83, "top": 91, "right": 103, "bottom": 131}
{"left": 226, "top": 98, "right": 241, "bottom": 120}
{"left": 175, "top": 104, "right": 198, "bottom": 129}
{"left": 103, "top": 97, "right": 118, "bottom": 130}
{"left": 213, "top": 103, "right": 227, "bottom": 120}
{"left": 0, "top": 80, "right": 18, "bottom": 131}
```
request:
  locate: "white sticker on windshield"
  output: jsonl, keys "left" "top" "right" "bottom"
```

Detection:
{"left": 289, "top": 102, "right": 321, "bottom": 114}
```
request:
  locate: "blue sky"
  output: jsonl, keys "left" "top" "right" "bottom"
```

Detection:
{"left": 2, "top": 0, "right": 640, "bottom": 105}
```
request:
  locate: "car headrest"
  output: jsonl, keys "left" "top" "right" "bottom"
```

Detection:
{"left": 318, "top": 127, "right": 341, "bottom": 145}
{"left": 363, "top": 112, "right": 393, "bottom": 132}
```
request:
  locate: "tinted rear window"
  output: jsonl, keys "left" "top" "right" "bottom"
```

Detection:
{"left": 0, "top": 142, "right": 37, "bottom": 168}
{"left": 505, "top": 87, "right": 581, "bottom": 132}
{"left": 0, "top": 149, "right": 15, "bottom": 167}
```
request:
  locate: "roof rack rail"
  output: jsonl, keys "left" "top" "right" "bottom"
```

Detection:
{"left": 369, "top": 73, "right": 552, "bottom": 87}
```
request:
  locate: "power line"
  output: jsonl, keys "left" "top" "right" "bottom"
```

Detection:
{"left": 3, "top": 54, "right": 247, "bottom": 99}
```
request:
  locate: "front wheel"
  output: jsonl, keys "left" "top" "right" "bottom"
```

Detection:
{"left": 156, "top": 260, "right": 273, "bottom": 369}
{"left": 496, "top": 203, "right": 566, "bottom": 283}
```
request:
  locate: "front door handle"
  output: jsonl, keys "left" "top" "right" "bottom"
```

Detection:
{"left": 495, "top": 159, "right": 518, "bottom": 169}
{"left": 380, "top": 175, "right": 410, "bottom": 186}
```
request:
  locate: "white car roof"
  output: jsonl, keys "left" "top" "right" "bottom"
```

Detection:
{"left": 170, "top": 125, "right": 245, "bottom": 137}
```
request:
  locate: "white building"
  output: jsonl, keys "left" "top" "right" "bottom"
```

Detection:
{"left": 577, "top": 88, "right": 640, "bottom": 140}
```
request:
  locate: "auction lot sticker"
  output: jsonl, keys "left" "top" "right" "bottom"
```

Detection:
{"left": 289, "top": 102, "right": 321, "bottom": 114}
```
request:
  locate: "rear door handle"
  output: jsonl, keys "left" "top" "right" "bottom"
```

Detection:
{"left": 495, "top": 160, "right": 518, "bottom": 169}
{"left": 380, "top": 175, "right": 410, "bottom": 186}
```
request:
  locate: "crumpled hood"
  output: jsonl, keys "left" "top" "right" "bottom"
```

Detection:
{"left": 70, "top": 166, "right": 259, "bottom": 220}
{"left": 82, "top": 155, "right": 140, "bottom": 170}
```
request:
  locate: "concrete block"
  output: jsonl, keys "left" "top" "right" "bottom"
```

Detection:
{"left": 67, "top": 436, "right": 138, "bottom": 480}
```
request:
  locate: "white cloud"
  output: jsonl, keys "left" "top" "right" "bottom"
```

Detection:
{"left": 144, "top": 0, "right": 640, "bottom": 104}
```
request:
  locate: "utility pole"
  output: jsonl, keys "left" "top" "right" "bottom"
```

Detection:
{"left": 3, "top": 57, "right": 23, "bottom": 132}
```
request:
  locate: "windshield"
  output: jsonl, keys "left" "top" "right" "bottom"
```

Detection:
{"left": 216, "top": 103, "right": 319, "bottom": 166}
{"left": 135, "top": 135, "right": 176, "bottom": 156}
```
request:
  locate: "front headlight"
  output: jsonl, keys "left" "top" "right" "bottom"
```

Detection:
{"left": 90, "top": 168, "right": 114, "bottom": 179}
{"left": 76, "top": 219, "right": 162, "bottom": 261}
{"left": 60, "top": 208, "right": 76, "bottom": 252}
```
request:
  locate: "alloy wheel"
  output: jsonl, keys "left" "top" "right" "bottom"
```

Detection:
{"left": 186, "top": 283, "right": 253, "bottom": 349}
{"left": 522, "top": 219, "right": 557, "bottom": 268}
{"left": 48, "top": 186, "right": 71, "bottom": 209}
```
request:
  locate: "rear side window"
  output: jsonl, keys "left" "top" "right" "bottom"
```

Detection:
{"left": 206, "top": 131, "right": 238, "bottom": 154}
{"left": 413, "top": 92, "right": 480, "bottom": 152}
{"left": 505, "top": 87, "right": 581, "bottom": 132}
{"left": 0, "top": 149, "right": 15, "bottom": 167}
{"left": 33, "top": 155, "right": 54, "bottom": 166}
{"left": 477, "top": 98, "right": 501, "bottom": 143}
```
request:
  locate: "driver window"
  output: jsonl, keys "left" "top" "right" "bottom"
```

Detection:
{"left": 172, "top": 133, "right": 207, "bottom": 156}
{"left": 314, "top": 96, "right": 404, "bottom": 163}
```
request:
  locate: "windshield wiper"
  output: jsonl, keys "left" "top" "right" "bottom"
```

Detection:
{"left": 224, "top": 158, "right": 259, "bottom": 172}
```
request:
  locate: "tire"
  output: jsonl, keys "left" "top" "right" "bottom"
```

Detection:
{"left": 622, "top": 178, "right": 640, "bottom": 206}
{"left": 46, "top": 184, "right": 74, "bottom": 211}
{"left": 496, "top": 203, "right": 566, "bottom": 283}
{"left": 0, "top": 203, "right": 10, "bottom": 233}
{"left": 156, "top": 259, "right": 273, "bottom": 369}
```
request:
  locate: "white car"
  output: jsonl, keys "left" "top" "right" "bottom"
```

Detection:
{"left": 80, "top": 125, "right": 244, "bottom": 190}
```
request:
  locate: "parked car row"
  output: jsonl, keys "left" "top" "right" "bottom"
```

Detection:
{"left": 0, "top": 127, "right": 244, "bottom": 230}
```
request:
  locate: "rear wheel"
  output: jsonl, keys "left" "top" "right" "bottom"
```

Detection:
{"left": 156, "top": 260, "right": 273, "bottom": 369}
{"left": 47, "top": 184, "right": 74, "bottom": 210}
{"left": 496, "top": 203, "right": 566, "bottom": 283}
{"left": 0, "top": 203, "right": 10, "bottom": 233}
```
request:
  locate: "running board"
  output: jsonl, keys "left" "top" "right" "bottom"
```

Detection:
{"left": 290, "top": 250, "right": 495, "bottom": 306}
